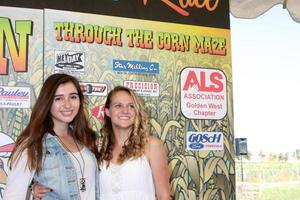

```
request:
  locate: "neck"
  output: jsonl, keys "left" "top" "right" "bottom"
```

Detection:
{"left": 113, "top": 129, "right": 131, "bottom": 147}
{"left": 53, "top": 126, "right": 69, "bottom": 137}
{"left": 54, "top": 129, "right": 81, "bottom": 152}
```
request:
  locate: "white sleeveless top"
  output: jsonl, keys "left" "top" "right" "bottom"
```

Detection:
{"left": 99, "top": 156, "right": 156, "bottom": 200}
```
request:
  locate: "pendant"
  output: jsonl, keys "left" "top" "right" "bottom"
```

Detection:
{"left": 80, "top": 177, "right": 86, "bottom": 192}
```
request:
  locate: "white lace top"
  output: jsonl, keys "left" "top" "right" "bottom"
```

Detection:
{"left": 99, "top": 156, "right": 156, "bottom": 200}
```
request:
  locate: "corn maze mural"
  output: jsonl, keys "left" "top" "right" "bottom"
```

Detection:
{"left": 0, "top": 1, "right": 234, "bottom": 199}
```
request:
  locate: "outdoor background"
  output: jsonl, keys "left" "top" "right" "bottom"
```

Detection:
{"left": 231, "top": 4, "right": 300, "bottom": 200}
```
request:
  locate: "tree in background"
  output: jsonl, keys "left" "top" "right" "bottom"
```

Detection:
{"left": 269, "top": 153, "right": 278, "bottom": 162}
{"left": 259, "top": 151, "right": 266, "bottom": 162}
{"left": 278, "top": 153, "right": 289, "bottom": 162}
{"left": 295, "top": 149, "right": 300, "bottom": 160}
{"left": 245, "top": 151, "right": 252, "bottom": 160}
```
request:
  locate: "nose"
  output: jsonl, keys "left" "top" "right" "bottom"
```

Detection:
{"left": 63, "top": 98, "right": 71, "bottom": 108}
{"left": 121, "top": 105, "right": 129, "bottom": 113}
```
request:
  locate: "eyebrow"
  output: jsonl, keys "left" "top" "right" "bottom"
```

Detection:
{"left": 112, "top": 102, "right": 134, "bottom": 105}
{"left": 54, "top": 92, "right": 79, "bottom": 97}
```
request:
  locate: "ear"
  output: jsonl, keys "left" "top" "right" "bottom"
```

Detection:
{"left": 105, "top": 108, "right": 110, "bottom": 117}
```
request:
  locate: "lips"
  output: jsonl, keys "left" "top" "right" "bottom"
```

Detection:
{"left": 119, "top": 116, "right": 130, "bottom": 120}
{"left": 60, "top": 110, "right": 74, "bottom": 116}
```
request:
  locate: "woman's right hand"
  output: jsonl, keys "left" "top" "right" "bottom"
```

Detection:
{"left": 31, "top": 181, "right": 52, "bottom": 200}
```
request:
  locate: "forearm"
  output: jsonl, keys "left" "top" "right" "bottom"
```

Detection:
{"left": 156, "top": 193, "right": 171, "bottom": 200}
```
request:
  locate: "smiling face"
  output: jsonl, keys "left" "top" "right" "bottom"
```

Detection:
{"left": 105, "top": 90, "right": 136, "bottom": 131}
{"left": 50, "top": 82, "right": 80, "bottom": 129}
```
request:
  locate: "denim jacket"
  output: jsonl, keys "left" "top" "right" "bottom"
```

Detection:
{"left": 33, "top": 133, "right": 100, "bottom": 200}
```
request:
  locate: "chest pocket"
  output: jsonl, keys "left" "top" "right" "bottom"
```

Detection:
{"left": 42, "top": 146, "right": 61, "bottom": 170}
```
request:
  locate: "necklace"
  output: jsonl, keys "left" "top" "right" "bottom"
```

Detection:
{"left": 56, "top": 135, "right": 86, "bottom": 192}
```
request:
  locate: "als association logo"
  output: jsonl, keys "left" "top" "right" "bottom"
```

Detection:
{"left": 54, "top": 50, "right": 85, "bottom": 74}
{"left": 186, "top": 132, "right": 223, "bottom": 151}
{"left": 180, "top": 67, "right": 227, "bottom": 120}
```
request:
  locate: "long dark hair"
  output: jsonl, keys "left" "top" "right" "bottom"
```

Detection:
{"left": 8, "top": 73, "right": 98, "bottom": 171}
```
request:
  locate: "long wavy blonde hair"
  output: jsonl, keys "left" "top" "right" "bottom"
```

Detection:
{"left": 99, "top": 86, "right": 149, "bottom": 164}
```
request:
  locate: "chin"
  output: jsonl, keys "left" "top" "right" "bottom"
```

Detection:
{"left": 62, "top": 118, "right": 76, "bottom": 123}
{"left": 116, "top": 124, "right": 133, "bottom": 129}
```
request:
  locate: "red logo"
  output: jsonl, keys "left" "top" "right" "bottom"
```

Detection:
{"left": 182, "top": 70, "right": 224, "bottom": 92}
{"left": 92, "top": 105, "right": 105, "bottom": 121}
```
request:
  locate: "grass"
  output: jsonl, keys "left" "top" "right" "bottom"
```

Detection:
{"left": 260, "top": 184, "right": 300, "bottom": 200}
{"left": 236, "top": 161, "right": 300, "bottom": 170}
{"left": 236, "top": 161, "right": 300, "bottom": 200}
{"left": 236, "top": 162, "right": 300, "bottom": 182}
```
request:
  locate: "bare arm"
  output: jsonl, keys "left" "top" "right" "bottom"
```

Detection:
{"left": 146, "top": 136, "right": 171, "bottom": 200}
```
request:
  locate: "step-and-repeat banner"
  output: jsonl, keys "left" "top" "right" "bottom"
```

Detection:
{"left": 0, "top": 1, "right": 234, "bottom": 199}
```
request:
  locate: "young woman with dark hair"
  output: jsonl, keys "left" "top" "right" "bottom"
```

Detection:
{"left": 3, "top": 73, "right": 100, "bottom": 200}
